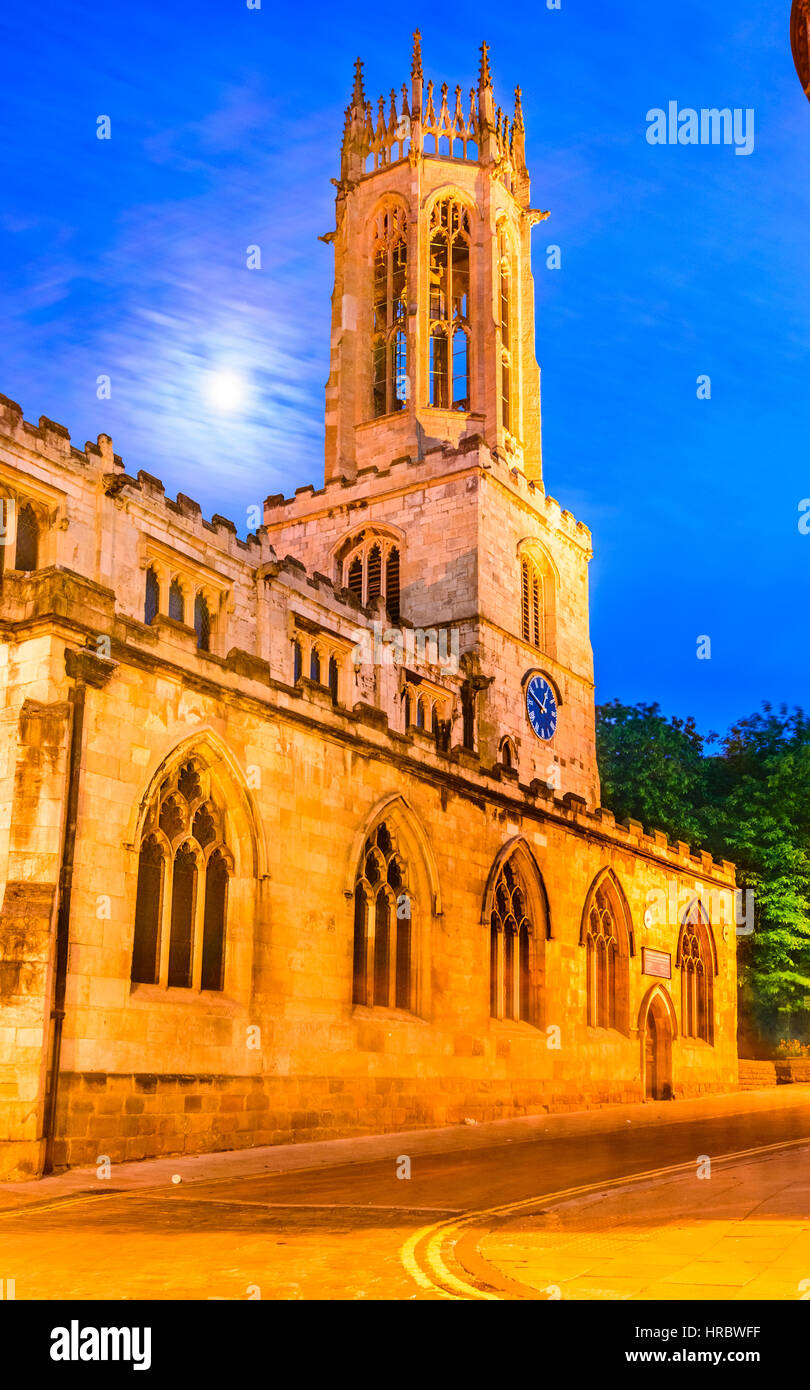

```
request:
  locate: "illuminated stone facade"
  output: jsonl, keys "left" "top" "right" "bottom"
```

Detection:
{"left": 0, "top": 37, "right": 737, "bottom": 1179}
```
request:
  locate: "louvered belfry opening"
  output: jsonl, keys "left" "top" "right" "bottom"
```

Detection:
{"left": 385, "top": 547, "right": 400, "bottom": 622}
{"left": 339, "top": 531, "right": 403, "bottom": 623}
{"left": 367, "top": 543, "right": 382, "bottom": 600}
{"left": 521, "top": 557, "right": 542, "bottom": 649}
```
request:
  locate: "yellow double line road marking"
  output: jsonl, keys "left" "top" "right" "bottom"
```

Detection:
{"left": 400, "top": 1135, "right": 810, "bottom": 1300}
{"left": 0, "top": 1190, "right": 122, "bottom": 1221}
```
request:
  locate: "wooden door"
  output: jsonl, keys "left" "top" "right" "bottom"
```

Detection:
{"left": 645, "top": 1015, "right": 657, "bottom": 1099}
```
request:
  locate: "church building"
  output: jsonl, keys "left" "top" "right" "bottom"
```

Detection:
{"left": 0, "top": 36, "right": 738, "bottom": 1179}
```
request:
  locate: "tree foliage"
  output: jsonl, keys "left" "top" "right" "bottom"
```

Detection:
{"left": 596, "top": 700, "right": 810, "bottom": 1045}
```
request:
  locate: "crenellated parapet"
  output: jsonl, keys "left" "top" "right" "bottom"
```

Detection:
{"left": 0, "top": 393, "right": 473, "bottom": 751}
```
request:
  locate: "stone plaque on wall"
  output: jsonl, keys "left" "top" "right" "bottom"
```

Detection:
{"left": 642, "top": 947, "right": 672, "bottom": 980}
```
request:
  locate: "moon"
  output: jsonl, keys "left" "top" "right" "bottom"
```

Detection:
{"left": 207, "top": 369, "right": 245, "bottom": 412}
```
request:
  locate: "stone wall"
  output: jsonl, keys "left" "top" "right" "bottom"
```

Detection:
{"left": 738, "top": 1059, "right": 778, "bottom": 1090}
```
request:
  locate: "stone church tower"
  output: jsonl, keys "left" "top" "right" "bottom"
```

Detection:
{"left": 325, "top": 35, "right": 543, "bottom": 482}
{"left": 266, "top": 34, "right": 599, "bottom": 804}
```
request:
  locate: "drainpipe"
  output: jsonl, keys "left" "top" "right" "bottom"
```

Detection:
{"left": 42, "top": 648, "right": 115, "bottom": 1175}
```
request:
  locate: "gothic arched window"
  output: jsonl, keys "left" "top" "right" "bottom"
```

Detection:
{"left": 428, "top": 198, "right": 471, "bottom": 410}
{"left": 168, "top": 579, "right": 185, "bottom": 624}
{"left": 500, "top": 737, "right": 515, "bottom": 771}
{"left": 130, "top": 760, "right": 231, "bottom": 992}
{"left": 679, "top": 901, "right": 714, "bottom": 1043}
{"left": 371, "top": 203, "right": 408, "bottom": 418}
{"left": 15, "top": 503, "right": 39, "bottom": 572}
{"left": 490, "top": 855, "right": 537, "bottom": 1024}
{"left": 582, "top": 875, "right": 632, "bottom": 1032}
{"left": 144, "top": 567, "right": 160, "bottom": 624}
{"left": 353, "top": 822, "right": 412, "bottom": 1011}
{"left": 194, "top": 592, "right": 211, "bottom": 652}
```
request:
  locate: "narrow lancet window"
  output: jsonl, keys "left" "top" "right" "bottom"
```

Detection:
{"left": 499, "top": 226, "right": 515, "bottom": 434}
{"left": 15, "top": 503, "right": 38, "bottom": 572}
{"left": 371, "top": 204, "right": 408, "bottom": 418}
{"left": 427, "top": 199, "right": 471, "bottom": 410}
{"left": 144, "top": 567, "right": 160, "bottom": 624}
{"left": 131, "top": 837, "right": 164, "bottom": 985}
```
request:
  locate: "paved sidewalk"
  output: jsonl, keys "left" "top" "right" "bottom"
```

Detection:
{"left": 1, "top": 1084, "right": 808, "bottom": 1210}
{"left": 474, "top": 1142, "right": 810, "bottom": 1300}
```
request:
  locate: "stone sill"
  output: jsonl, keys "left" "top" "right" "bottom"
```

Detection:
{"left": 129, "top": 984, "right": 246, "bottom": 1014}
{"left": 489, "top": 1018, "right": 544, "bottom": 1037}
{"left": 355, "top": 407, "right": 409, "bottom": 429}
{"left": 351, "top": 1005, "right": 426, "bottom": 1026}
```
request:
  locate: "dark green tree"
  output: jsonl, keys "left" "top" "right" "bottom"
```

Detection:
{"left": 596, "top": 699, "right": 810, "bottom": 1048}
{"left": 703, "top": 707, "right": 810, "bottom": 1043}
{"left": 595, "top": 700, "right": 708, "bottom": 846}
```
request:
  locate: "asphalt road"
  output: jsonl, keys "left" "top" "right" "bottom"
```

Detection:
{"left": 2, "top": 1097, "right": 809, "bottom": 1300}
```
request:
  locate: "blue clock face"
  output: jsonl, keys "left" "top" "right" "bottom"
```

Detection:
{"left": 526, "top": 674, "right": 558, "bottom": 742}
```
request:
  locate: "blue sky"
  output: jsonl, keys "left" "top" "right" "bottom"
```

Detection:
{"left": 0, "top": 0, "right": 808, "bottom": 736}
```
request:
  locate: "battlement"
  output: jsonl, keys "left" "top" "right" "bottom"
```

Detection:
{"left": 0, "top": 394, "right": 267, "bottom": 572}
{"left": 264, "top": 437, "right": 591, "bottom": 553}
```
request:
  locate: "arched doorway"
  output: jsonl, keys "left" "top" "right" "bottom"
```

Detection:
{"left": 639, "top": 986, "right": 676, "bottom": 1101}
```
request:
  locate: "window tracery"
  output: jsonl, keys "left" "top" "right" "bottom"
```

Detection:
{"left": 353, "top": 822, "right": 413, "bottom": 1011}
{"left": 428, "top": 198, "right": 471, "bottom": 411}
{"left": 131, "top": 760, "right": 231, "bottom": 992}
{"left": 371, "top": 204, "right": 409, "bottom": 418}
